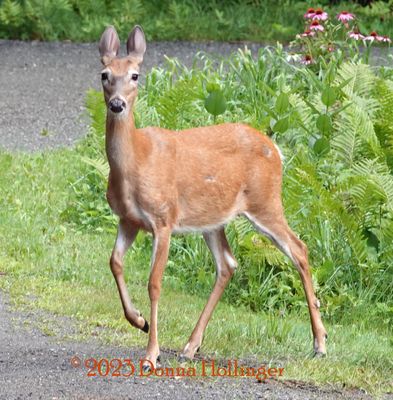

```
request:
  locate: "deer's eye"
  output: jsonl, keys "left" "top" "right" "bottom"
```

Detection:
{"left": 131, "top": 73, "right": 139, "bottom": 81}
{"left": 101, "top": 72, "right": 108, "bottom": 81}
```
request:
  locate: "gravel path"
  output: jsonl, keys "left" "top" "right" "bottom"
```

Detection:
{"left": 0, "top": 291, "right": 373, "bottom": 400}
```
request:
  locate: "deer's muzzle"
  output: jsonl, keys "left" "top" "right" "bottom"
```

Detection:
{"left": 109, "top": 98, "right": 126, "bottom": 113}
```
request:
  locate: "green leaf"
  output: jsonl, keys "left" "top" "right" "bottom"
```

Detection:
{"left": 365, "top": 229, "right": 379, "bottom": 252}
{"left": 321, "top": 87, "right": 337, "bottom": 107}
{"left": 275, "top": 92, "right": 289, "bottom": 114}
{"left": 206, "top": 82, "right": 220, "bottom": 93}
{"left": 204, "top": 90, "right": 227, "bottom": 116}
{"left": 273, "top": 117, "right": 289, "bottom": 133}
{"left": 316, "top": 114, "right": 332, "bottom": 135}
{"left": 313, "top": 137, "right": 330, "bottom": 156}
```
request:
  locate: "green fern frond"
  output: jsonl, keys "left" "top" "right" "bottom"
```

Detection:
{"left": 154, "top": 75, "right": 205, "bottom": 130}
{"left": 331, "top": 103, "right": 383, "bottom": 167}
{"left": 0, "top": 0, "right": 23, "bottom": 29}
{"left": 85, "top": 89, "right": 106, "bottom": 137}
{"left": 81, "top": 156, "right": 109, "bottom": 179}
{"left": 233, "top": 217, "right": 254, "bottom": 241}
{"left": 340, "top": 158, "right": 393, "bottom": 199}
{"left": 288, "top": 92, "right": 313, "bottom": 140}
{"left": 336, "top": 62, "right": 376, "bottom": 99}
{"left": 374, "top": 78, "right": 393, "bottom": 170}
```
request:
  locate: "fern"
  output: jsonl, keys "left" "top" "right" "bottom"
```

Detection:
{"left": 331, "top": 103, "right": 383, "bottom": 167}
{"left": 336, "top": 62, "right": 376, "bottom": 99}
{"left": 25, "top": 0, "right": 75, "bottom": 40}
{"left": 349, "top": 161, "right": 393, "bottom": 213}
{"left": 154, "top": 75, "right": 205, "bottom": 130}
{"left": 84, "top": 89, "right": 106, "bottom": 157}
{"left": 374, "top": 78, "right": 393, "bottom": 171}
{"left": 0, "top": 0, "right": 23, "bottom": 36}
{"left": 61, "top": 49, "right": 393, "bottom": 316}
{"left": 81, "top": 156, "right": 109, "bottom": 179}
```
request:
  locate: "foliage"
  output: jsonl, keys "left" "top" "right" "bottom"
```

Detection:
{"left": 0, "top": 0, "right": 393, "bottom": 42}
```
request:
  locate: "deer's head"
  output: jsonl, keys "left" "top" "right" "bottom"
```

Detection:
{"left": 99, "top": 25, "right": 146, "bottom": 116}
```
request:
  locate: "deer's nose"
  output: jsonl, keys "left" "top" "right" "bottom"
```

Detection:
{"left": 109, "top": 98, "right": 126, "bottom": 113}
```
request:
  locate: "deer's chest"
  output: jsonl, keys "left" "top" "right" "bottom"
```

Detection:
{"left": 106, "top": 178, "right": 150, "bottom": 229}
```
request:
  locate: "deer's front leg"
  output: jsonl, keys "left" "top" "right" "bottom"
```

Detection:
{"left": 110, "top": 219, "right": 147, "bottom": 332}
{"left": 142, "top": 227, "right": 171, "bottom": 372}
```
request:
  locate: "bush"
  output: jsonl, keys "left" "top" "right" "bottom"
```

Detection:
{"left": 1, "top": 0, "right": 393, "bottom": 42}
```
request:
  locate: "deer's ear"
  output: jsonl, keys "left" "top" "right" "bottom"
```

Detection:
{"left": 127, "top": 25, "right": 146, "bottom": 61}
{"left": 99, "top": 26, "right": 120, "bottom": 65}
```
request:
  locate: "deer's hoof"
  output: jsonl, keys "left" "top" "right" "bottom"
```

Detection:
{"left": 178, "top": 345, "right": 200, "bottom": 363}
{"left": 142, "top": 355, "right": 160, "bottom": 373}
{"left": 141, "top": 319, "right": 149, "bottom": 333}
{"left": 178, "top": 354, "right": 192, "bottom": 363}
{"left": 313, "top": 351, "right": 326, "bottom": 358}
{"left": 142, "top": 364, "right": 152, "bottom": 373}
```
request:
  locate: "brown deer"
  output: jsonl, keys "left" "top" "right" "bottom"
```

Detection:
{"left": 98, "top": 25, "right": 327, "bottom": 371}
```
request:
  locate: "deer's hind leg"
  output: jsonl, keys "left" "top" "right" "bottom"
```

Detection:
{"left": 180, "top": 228, "right": 237, "bottom": 361}
{"left": 244, "top": 210, "right": 327, "bottom": 356}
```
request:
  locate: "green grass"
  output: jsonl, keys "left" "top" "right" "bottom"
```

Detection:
{"left": 0, "top": 0, "right": 393, "bottom": 43}
{"left": 0, "top": 148, "right": 392, "bottom": 396}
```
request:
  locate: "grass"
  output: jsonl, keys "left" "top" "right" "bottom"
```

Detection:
{"left": 0, "top": 148, "right": 392, "bottom": 396}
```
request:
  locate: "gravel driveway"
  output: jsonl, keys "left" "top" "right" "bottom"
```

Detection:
{"left": 0, "top": 291, "right": 374, "bottom": 400}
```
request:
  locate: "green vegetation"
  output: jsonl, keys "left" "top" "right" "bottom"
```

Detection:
{"left": 0, "top": 0, "right": 393, "bottom": 42}
{"left": 1, "top": 6, "right": 393, "bottom": 394}
{"left": 65, "top": 47, "right": 393, "bottom": 324}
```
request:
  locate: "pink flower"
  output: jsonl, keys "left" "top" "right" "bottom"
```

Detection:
{"left": 310, "top": 20, "right": 324, "bottom": 31}
{"left": 365, "top": 31, "right": 384, "bottom": 42}
{"left": 304, "top": 8, "right": 316, "bottom": 19}
{"left": 313, "top": 8, "right": 328, "bottom": 21}
{"left": 301, "top": 55, "right": 313, "bottom": 65}
{"left": 297, "top": 29, "right": 316, "bottom": 38}
{"left": 348, "top": 31, "right": 365, "bottom": 40}
{"left": 381, "top": 35, "right": 391, "bottom": 43}
{"left": 337, "top": 11, "right": 355, "bottom": 23}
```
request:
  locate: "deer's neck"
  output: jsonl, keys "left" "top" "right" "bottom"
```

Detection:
{"left": 105, "top": 112, "right": 136, "bottom": 173}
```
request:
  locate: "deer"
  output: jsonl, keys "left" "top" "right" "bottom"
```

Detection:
{"left": 98, "top": 25, "right": 327, "bottom": 372}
